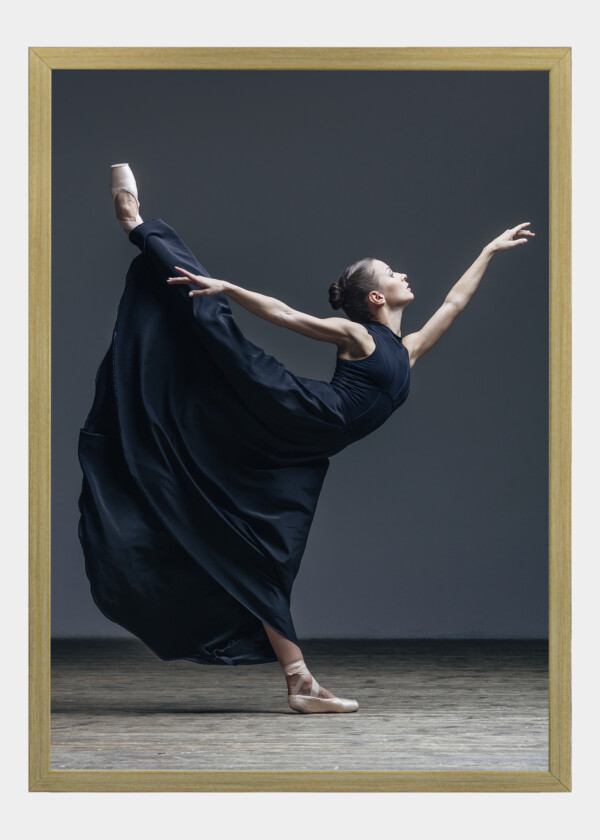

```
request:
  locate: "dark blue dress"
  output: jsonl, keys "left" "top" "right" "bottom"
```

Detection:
{"left": 77, "top": 219, "right": 410, "bottom": 666}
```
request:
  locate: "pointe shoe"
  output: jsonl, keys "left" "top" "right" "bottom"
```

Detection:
{"left": 110, "top": 163, "right": 139, "bottom": 201}
{"left": 285, "top": 659, "right": 359, "bottom": 714}
{"left": 110, "top": 163, "right": 143, "bottom": 229}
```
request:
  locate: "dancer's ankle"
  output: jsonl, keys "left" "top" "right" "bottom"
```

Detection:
{"left": 121, "top": 217, "right": 143, "bottom": 234}
{"left": 283, "top": 658, "right": 335, "bottom": 699}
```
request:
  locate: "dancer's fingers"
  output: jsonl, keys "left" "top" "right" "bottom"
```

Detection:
{"left": 173, "top": 265, "right": 197, "bottom": 280}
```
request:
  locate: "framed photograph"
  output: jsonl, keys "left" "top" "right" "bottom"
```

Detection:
{"left": 30, "top": 46, "right": 571, "bottom": 792}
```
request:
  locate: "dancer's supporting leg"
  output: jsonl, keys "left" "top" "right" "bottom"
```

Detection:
{"left": 260, "top": 621, "right": 336, "bottom": 699}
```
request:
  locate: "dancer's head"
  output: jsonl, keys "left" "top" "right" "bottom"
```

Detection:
{"left": 329, "top": 258, "right": 413, "bottom": 323}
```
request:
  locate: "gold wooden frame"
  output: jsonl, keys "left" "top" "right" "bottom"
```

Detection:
{"left": 29, "top": 46, "right": 571, "bottom": 793}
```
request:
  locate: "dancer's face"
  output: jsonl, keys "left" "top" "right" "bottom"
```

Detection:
{"left": 369, "top": 259, "right": 414, "bottom": 307}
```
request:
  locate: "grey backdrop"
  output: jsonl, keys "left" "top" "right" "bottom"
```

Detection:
{"left": 51, "top": 69, "right": 548, "bottom": 640}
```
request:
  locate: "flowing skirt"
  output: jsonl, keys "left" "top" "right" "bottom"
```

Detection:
{"left": 77, "top": 219, "right": 353, "bottom": 665}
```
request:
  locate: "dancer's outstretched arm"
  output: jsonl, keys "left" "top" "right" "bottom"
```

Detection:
{"left": 402, "top": 222, "right": 535, "bottom": 365}
{"left": 166, "top": 267, "right": 367, "bottom": 347}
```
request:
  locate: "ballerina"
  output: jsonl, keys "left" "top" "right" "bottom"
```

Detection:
{"left": 78, "top": 163, "right": 534, "bottom": 715}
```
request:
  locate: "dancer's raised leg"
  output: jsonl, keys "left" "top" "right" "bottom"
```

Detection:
{"left": 261, "top": 621, "right": 359, "bottom": 713}
{"left": 113, "top": 166, "right": 321, "bottom": 434}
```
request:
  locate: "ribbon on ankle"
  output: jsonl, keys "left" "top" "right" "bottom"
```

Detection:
{"left": 284, "top": 659, "right": 320, "bottom": 696}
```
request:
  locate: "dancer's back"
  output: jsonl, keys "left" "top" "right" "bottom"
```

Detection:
{"left": 330, "top": 320, "right": 410, "bottom": 442}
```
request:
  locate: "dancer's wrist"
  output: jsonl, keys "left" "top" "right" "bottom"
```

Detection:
{"left": 221, "top": 280, "right": 235, "bottom": 295}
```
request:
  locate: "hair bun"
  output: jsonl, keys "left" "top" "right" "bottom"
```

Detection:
{"left": 328, "top": 258, "right": 376, "bottom": 323}
{"left": 328, "top": 281, "right": 344, "bottom": 310}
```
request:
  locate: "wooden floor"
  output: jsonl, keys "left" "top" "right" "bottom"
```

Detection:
{"left": 50, "top": 638, "right": 548, "bottom": 771}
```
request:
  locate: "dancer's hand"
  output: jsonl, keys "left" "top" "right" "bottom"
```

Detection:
{"left": 167, "top": 266, "right": 227, "bottom": 296}
{"left": 486, "top": 222, "right": 536, "bottom": 253}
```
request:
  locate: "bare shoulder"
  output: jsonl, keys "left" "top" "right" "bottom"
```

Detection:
{"left": 401, "top": 300, "right": 462, "bottom": 367}
{"left": 282, "top": 311, "right": 376, "bottom": 359}
{"left": 283, "top": 311, "right": 364, "bottom": 345}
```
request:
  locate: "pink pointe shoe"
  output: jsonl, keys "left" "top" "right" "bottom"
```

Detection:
{"left": 285, "top": 658, "right": 359, "bottom": 714}
{"left": 110, "top": 163, "right": 143, "bottom": 230}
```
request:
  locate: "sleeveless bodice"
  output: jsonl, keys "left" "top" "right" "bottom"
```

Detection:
{"left": 329, "top": 321, "right": 411, "bottom": 441}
